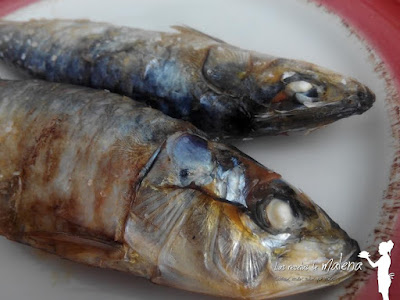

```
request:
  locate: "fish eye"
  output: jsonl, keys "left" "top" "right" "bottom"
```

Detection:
{"left": 281, "top": 71, "right": 296, "bottom": 81}
{"left": 281, "top": 71, "right": 303, "bottom": 83}
{"left": 285, "top": 81, "right": 313, "bottom": 96}
{"left": 283, "top": 80, "right": 320, "bottom": 107}
{"left": 254, "top": 197, "right": 298, "bottom": 233}
{"left": 265, "top": 198, "right": 294, "bottom": 230}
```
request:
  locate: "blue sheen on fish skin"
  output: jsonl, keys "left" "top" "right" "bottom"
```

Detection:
{"left": 45, "top": 50, "right": 63, "bottom": 81}
{"left": 143, "top": 60, "right": 193, "bottom": 117}
{"left": 199, "top": 93, "right": 219, "bottom": 112}
{"left": 171, "top": 134, "right": 212, "bottom": 171}
{"left": 25, "top": 49, "right": 47, "bottom": 74}
{"left": 231, "top": 157, "right": 240, "bottom": 167}
{"left": 44, "top": 56, "right": 57, "bottom": 81}
{"left": 66, "top": 56, "right": 88, "bottom": 84}
{"left": 54, "top": 52, "right": 73, "bottom": 82}
{"left": 105, "top": 62, "right": 122, "bottom": 91}
{"left": 90, "top": 56, "right": 110, "bottom": 88}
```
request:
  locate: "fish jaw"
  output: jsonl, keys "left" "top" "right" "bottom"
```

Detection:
{"left": 252, "top": 91, "right": 375, "bottom": 136}
{"left": 255, "top": 213, "right": 361, "bottom": 299}
{"left": 124, "top": 132, "right": 361, "bottom": 298}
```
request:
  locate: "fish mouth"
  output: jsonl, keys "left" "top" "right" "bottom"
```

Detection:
{"left": 255, "top": 240, "right": 361, "bottom": 299}
{"left": 252, "top": 85, "right": 375, "bottom": 135}
{"left": 315, "top": 244, "right": 361, "bottom": 288}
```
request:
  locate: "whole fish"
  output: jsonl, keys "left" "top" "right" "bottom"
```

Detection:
{"left": 0, "top": 19, "right": 374, "bottom": 139}
{"left": 0, "top": 80, "right": 360, "bottom": 299}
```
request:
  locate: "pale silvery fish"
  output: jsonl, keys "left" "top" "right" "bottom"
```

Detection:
{"left": 0, "top": 80, "right": 360, "bottom": 298}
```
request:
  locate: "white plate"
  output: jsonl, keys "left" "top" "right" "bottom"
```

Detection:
{"left": 0, "top": 0, "right": 393, "bottom": 299}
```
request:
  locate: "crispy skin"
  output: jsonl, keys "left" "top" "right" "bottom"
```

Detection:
{"left": 0, "top": 19, "right": 374, "bottom": 138}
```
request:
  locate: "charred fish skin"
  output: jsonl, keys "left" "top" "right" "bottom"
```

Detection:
{"left": 0, "top": 80, "right": 359, "bottom": 299}
{"left": 0, "top": 19, "right": 374, "bottom": 139}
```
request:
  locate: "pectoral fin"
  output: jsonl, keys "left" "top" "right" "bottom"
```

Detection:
{"left": 22, "top": 231, "right": 124, "bottom": 267}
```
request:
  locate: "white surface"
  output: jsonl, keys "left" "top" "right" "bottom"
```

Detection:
{"left": 0, "top": 0, "right": 393, "bottom": 299}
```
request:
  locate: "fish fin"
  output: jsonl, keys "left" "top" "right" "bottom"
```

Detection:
{"left": 22, "top": 231, "right": 124, "bottom": 268}
{"left": 213, "top": 214, "right": 268, "bottom": 286}
{"left": 171, "top": 25, "right": 226, "bottom": 43}
{"left": 132, "top": 186, "right": 199, "bottom": 245}
{"left": 23, "top": 231, "right": 121, "bottom": 251}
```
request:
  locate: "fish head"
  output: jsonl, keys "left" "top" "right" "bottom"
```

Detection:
{"left": 204, "top": 138, "right": 361, "bottom": 298}
{"left": 202, "top": 45, "right": 374, "bottom": 136}
{"left": 235, "top": 175, "right": 361, "bottom": 298}
{"left": 251, "top": 58, "right": 375, "bottom": 134}
{"left": 129, "top": 133, "right": 360, "bottom": 298}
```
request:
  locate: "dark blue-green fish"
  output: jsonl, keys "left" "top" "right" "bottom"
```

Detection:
{"left": 0, "top": 19, "right": 374, "bottom": 138}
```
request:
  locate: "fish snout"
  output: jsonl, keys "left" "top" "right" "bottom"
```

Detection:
{"left": 337, "top": 78, "right": 375, "bottom": 115}
{"left": 353, "top": 85, "right": 375, "bottom": 114}
{"left": 347, "top": 239, "right": 361, "bottom": 263}
{"left": 327, "top": 236, "right": 360, "bottom": 264}
{"left": 312, "top": 206, "right": 361, "bottom": 267}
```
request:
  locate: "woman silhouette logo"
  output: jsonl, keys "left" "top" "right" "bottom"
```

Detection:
{"left": 359, "top": 240, "right": 395, "bottom": 300}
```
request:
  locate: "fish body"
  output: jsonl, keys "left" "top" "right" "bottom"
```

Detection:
{"left": 0, "top": 80, "right": 359, "bottom": 299}
{"left": 0, "top": 19, "right": 374, "bottom": 139}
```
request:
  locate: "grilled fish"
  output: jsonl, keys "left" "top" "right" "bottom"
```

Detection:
{"left": 0, "top": 19, "right": 374, "bottom": 139}
{"left": 0, "top": 80, "right": 360, "bottom": 299}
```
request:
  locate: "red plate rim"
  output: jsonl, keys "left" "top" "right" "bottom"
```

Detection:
{"left": 1, "top": 0, "right": 399, "bottom": 299}
{"left": 312, "top": 1, "right": 400, "bottom": 300}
